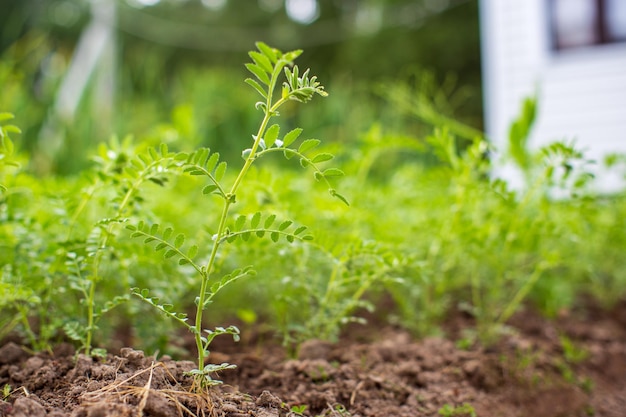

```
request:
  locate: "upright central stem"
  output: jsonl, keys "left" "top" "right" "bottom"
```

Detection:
{"left": 193, "top": 100, "right": 279, "bottom": 370}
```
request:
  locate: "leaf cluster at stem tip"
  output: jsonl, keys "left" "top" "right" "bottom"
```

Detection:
{"left": 245, "top": 42, "right": 327, "bottom": 114}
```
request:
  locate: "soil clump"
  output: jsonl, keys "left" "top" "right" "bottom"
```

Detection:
{"left": 0, "top": 301, "right": 624, "bottom": 416}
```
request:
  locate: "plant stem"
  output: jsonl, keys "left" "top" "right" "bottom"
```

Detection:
{"left": 193, "top": 87, "right": 286, "bottom": 371}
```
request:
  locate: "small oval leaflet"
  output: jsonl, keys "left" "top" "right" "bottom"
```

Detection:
{"left": 312, "top": 153, "right": 334, "bottom": 163}
{"left": 206, "top": 152, "right": 220, "bottom": 172}
{"left": 298, "top": 139, "right": 321, "bottom": 154}
{"left": 245, "top": 63, "right": 270, "bottom": 86}
{"left": 174, "top": 234, "right": 185, "bottom": 248}
{"left": 264, "top": 124, "right": 280, "bottom": 148}
{"left": 214, "top": 162, "right": 227, "bottom": 181}
{"left": 250, "top": 212, "right": 261, "bottom": 228}
{"left": 203, "top": 185, "right": 218, "bottom": 195}
{"left": 249, "top": 51, "right": 273, "bottom": 74}
{"left": 323, "top": 168, "right": 344, "bottom": 177}
{"left": 282, "top": 128, "right": 303, "bottom": 148}
{"left": 264, "top": 214, "right": 276, "bottom": 228}
{"left": 245, "top": 79, "right": 266, "bottom": 99}
{"left": 278, "top": 220, "right": 292, "bottom": 231}
{"left": 235, "top": 215, "right": 246, "bottom": 231}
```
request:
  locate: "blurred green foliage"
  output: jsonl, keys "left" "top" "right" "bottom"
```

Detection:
{"left": 1, "top": 1, "right": 625, "bottom": 360}
{"left": 0, "top": 0, "right": 481, "bottom": 174}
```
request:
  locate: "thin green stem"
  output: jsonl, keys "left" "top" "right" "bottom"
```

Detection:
{"left": 195, "top": 199, "right": 231, "bottom": 368}
{"left": 229, "top": 96, "right": 287, "bottom": 194}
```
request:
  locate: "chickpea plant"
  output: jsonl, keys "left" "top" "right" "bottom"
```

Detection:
{"left": 127, "top": 43, "right": 347, "bottom": 388}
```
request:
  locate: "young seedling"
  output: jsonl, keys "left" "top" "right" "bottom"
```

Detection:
{"left": 63, "top": 137, "right": 177, "bottom": 356}
{"left": 128, "top": 42, "right": 346, "bottom": 388}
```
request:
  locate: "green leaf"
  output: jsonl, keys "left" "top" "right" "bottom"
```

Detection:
{"left": 0, "top": 113, "right": 15, "bottom": 122}
{"left": 155, "top": 242, "right": 168, "bottom": 251}
{"left": 193, "top": 148, "right": 209, "bottom": 164}
{"left": 312, "top": 153, "right": 334, "bottom": 163}
{"left": 286, "top": 235, "right": 294, "bottom": 243}
{"left": 245, "top": 63, "right": 270, "bottom": 85}
{"left": 330, "top": 189, "right": 350, "bottom": 206}
{"left": 283, "top": 49, "right": 303, "bottom": 63}
{"left": 214, "top": 161, "right": 227, "bottom": 181}
{"left": 245, "top": 78, "right": 267, "bottom": 98}
{"left": 264, "top": 124, "right": 280, "bottom": 148}
{"left": 249, "top": 51, "right": 273, "bottom": 74}
{"left": 294, "top": 226, "right": 307, "bottom": 235}
{"left": 164, "top": 249, "right": 177, "bottom": 259}
{"left": 131, "top": 159, "right": 145, "bottom": 170}
{"left": 148, "top": 147, "right": 158, "bottom": 160}
{"left": 278, "top": 220, "right": 292, "bottom": 231}
{"left": 235, "top": 215, "right": 246, "bottom": 230}
{"left": 174, "top": 152, "right": 189, "bottom": 161}
{"left": 256, "top": 230, "right": 265, "bottom": 238}
{"left": 256, "top": 41, "right": 278, "bottom": 63}
{"left": 174, "top": 234, "right": 185, "bottom": 248}
{"left": 138, "top": 153, "right": 151, "bottom": 165}
{"left": 203, "top": 185, "right": 218, "bottom": 195}
{"left": 298, "top": 139, "right": 320, "bottom": 154}
{"left": 250, "top": 212, "right": 261, "bottom": 228}
{"left": 322, "top": 168, "right": 344, "bottom": 177}
{"left": 163, "top": 227, "right": 173, "bottom": 240}
{"left": 282, "top": 128, "right": 303, "bottom": 147}
{"left": 2, "top": 125, "right": 20, "bottom": 135}
{"left": 270, "top": 231, "right": 279, "bottom": 242}
{"left": 160, "top": 143, "right": 169, "bottom": 156}
{"left": 264, "top": 214, "right": 276, "bottom": 228}
{"left": 206, "top": 152, "right": 220, "bottom": 172}
{"left": 150, "top": 223, "right": 159, "bottom": 235}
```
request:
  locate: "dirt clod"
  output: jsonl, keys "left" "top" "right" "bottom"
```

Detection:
{"left": 0, "top": 301, "right": 624, "bottom": 416}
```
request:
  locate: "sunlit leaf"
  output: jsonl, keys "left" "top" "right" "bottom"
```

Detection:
{"left": 251, "top": 212, "right": 261, "bottom": 228}
{"left": 282, "top": 128, "right": 303, "bottom": 147}
{"left": 298, "top": 139, "right": 320, "bottom": 154}
{"left": 264, "top": 124, "right": 280, "bottom": 148}
{"left": 245, "top": 63, "right": 270, "bottom": 85}
{"left": 245, "top": 77, "right": 267, "bottom": 98}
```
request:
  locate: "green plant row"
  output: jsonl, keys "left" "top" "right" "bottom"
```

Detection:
{"left": 1, "top": 43, "right": 626, "bottom": 390}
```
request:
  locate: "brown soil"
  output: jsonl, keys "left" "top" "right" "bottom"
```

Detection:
{"left": 1, "top": 300, "right": 624, "bottom": 417}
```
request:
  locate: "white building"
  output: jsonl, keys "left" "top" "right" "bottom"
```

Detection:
{"left": 479, "top": 0, "right": 626, "bottom": 192}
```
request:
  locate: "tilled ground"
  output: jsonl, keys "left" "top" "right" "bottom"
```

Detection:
{"left": 0, "top": 300, "right": 624, "bottom": 417}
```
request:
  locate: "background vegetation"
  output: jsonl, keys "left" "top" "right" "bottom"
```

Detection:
{"left": 1, "top": 0, "right": 625, "bottom": 361}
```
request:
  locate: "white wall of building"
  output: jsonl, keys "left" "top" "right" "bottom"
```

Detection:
{"left": 480, "top": 0, "right": 626, "bottom": 192}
